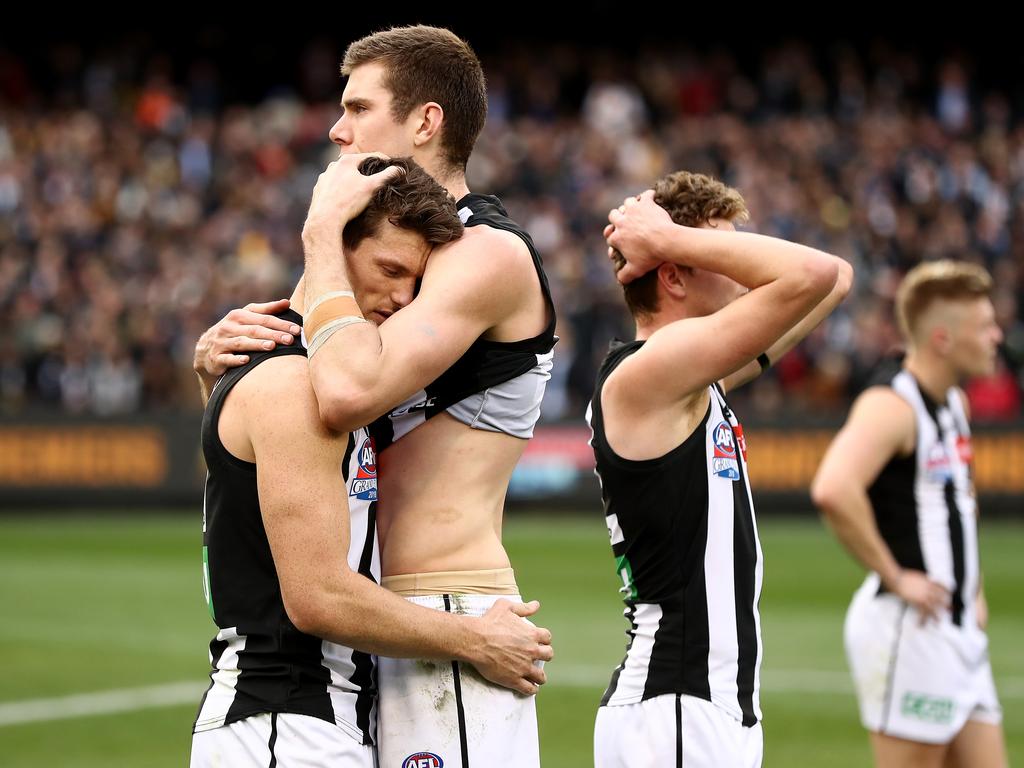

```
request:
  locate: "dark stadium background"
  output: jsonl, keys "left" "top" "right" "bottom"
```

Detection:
{"left": 1, "top": 12, "right": 1021, "bottom": 766}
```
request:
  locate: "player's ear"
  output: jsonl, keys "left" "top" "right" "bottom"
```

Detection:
{"left": 931, "top": 324, "right": 954, "bottom": 356}
{"left": 658, "top": 263, "right": 687, "bottom": 301}
{"left": 411, "top": 102, "right": 444, "bottom": 148}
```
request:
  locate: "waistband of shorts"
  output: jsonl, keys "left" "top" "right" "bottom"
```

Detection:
{"left": 381, "top": 567, "right": 519, "bottom": 596}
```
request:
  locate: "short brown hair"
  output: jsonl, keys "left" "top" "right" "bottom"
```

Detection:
{"left": 613, "top": 171, "right": 749, "bottom": 318}
{"left": 342, "top": 157, "right": 464, "bottom": 251}
{"left": 895, "top": 260, "right": 993, "bottom": 340}
{"left": 342, "top": 25, "right": 487, "bottom": 173}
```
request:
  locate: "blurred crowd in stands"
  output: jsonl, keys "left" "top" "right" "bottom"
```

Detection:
{"left": 2, "top": 39, "right": 1022, "bottom": 421}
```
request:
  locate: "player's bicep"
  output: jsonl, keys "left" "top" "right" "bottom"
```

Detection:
{"left": 374, "top": 237, "right": 524, "bottom": 391}
{"left": 617, "top": 283, "right": 813, "bottom": 405}
{"left": 247, "top": 368, "right": 352, "bottom": 597}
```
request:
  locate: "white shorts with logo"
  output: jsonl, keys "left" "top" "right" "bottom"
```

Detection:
{"left": 844, "top": 574, "right": 1002, "bottom": 744}
{"left": 594, "top": 693, "right": 763, "bottom": 768}
{"left": 190, "top": 711, "right": 376, "bottom": 767}
{"left": 377, "top": 592, "right": 540, "bottom": 768}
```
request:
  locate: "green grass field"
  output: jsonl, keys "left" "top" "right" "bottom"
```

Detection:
{"left": 0, "top": 512, "right": 1020, "bottom": 766}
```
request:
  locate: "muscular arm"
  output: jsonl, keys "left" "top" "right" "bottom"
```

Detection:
{"left": 721, "top": 256, "right": 854, "bottom": 393}
{"left": 306, "top": 226, "right": 538, "bottom": 432}
{"left": 299, "top": 154, "right": 543, "bottom": 431}
{"left": 811, "top": 387, "right": 950, "bottom": 620}
{"left": 604, "top": 193, "right": 839, "bottom": 411}
{"left": 234, "top": 356, "right": 551, "bottom": 692}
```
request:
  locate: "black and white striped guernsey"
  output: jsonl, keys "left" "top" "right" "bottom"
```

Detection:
{"left": 194, "top": 309, "right": 380, "bottom": 745}
{"left": 370, "top": 193, "right": 556, "bottom": 452}
{"left": 869, "top": 369, "right": 979, "bottom": 627}
{"left": 586, "top": 340, "right": 764, "bottom": 727}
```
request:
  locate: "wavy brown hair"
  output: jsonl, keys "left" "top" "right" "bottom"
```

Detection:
{"left": 613, "top": 171, "right": 749, "bottom": 319}
{"left": 342, "top": 157, "right": 463, "bottom": 251}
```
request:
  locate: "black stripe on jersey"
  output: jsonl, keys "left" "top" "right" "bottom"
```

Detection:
{"left": 870, "top": 450, "right": 924, "bottom": 594}
{"left": 267, "top": 712, "right": 278, "bottom": 768}
{"left": 645, "top": 596, "right": 683, "bottom": 701}
{"left": 443, "top": 594, "right": 471, "bottom": 768}
{"left": 880, "top": 604, "right": 908, "bottom": 733}
{"left": 681, "top": 550, "right": 712, "bottom": 703}
{"left": 226, "top": 632, "right": 335, "bottom": 725}
{"left": 732, "top": 440, "right": 759, "bottom": 728}
{"left": 644, "top": 464, "right": 712, "bottom": 704}
{"left": 944, "top": 482, "right": 966, "bottom": 627}
{"left": 193, "top": 636, "right": 229, "bottom": 729}
{"left": 675, "top": 694, "right": 683, "bottom": 768}
{"left": 917, "top": 387, "right": 966, "bottom": 627}
{"left": 352, "top": 499, "right": 378, "bottom": 744}
{"left": 600, "top": 603, "right": 636, "bottom": 706}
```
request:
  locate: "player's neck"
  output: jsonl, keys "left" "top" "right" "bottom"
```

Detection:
{"left": 904, "top": 351, "right": 958, "bottom": 404}
{"left": 634, "top": 304, "right": 696, "bottom": 340}
{"left": 424, "top": 159, "right": 470, "bottom": 201}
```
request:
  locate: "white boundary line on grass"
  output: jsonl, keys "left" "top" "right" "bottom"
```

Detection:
{"left": 3, "top": 669, "right": 1023, "bottom": 727}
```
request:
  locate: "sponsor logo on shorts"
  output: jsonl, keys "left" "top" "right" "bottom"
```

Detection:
{"left": 901, "top": 691, "right": 954, "bottom": 724}
{"left": 402, "top": 753, "right": 443, "bottom": 768}
{"left": 712, "top": 421, "right": 740, "bottom": 480}
{"left": 350, "top": 436, "right": 377, "bottom": 501}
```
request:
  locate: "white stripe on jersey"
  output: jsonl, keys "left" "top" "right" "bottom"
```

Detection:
{"left": 892, "top": 371, "right": 978, "bottom": 618}
{"left": 606, "top": 513, "right": 624, "bottom": 546}
{"left": 712, "top": 386, "right": 765, "bottom": 722}
{"left": 194, "top": 628, "right": 247, "bottom": 732}
{"left": 703, "top": 408, "right": 741, "bottom": 719}
{"left": 604, "top": 603, "right": 664, "bottom": 706}
{"left": 704, "top": 386, "right": 763, "bottom": 723}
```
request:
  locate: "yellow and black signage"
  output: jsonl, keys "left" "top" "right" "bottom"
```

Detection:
{"left": 0, "top": 427, "right": 167, "bottom": 486}
{"left": 746, "top": 429, "right": 1024, "bottom": 494}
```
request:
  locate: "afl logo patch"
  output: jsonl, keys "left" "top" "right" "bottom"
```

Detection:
{"left": 357, "top": 437, "right": 376, "bottom": 476}
{"left": 403, "top": 753, "right": 443, "bottom": 768}
{"left": 712, "top": 421, "right": 740, "bottom": 481}
{"left": 350, "top": 436, "right": 378, "bottom": 501}
{"left": 713, "top": 421, "right": 736, "bottom": 457}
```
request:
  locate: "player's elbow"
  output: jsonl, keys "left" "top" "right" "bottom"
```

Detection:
{"left": 810, "top": 473, "right": 844, "bottom": 519}
{"left": 834, "top": 257, "right": 854, "bottom": 300}
{"left": 797, "top": 254, "right": 840, "bottom": 303}
{"left": 316, "top": 381, "right": 377, "bottom": 433}
{"left": 282, "top": 588, "right": 350, "bottom": 639}
{"left": 282, "top": 576, "right": 364, "bottom": 643}
{"left": 282, "top": 593, "right": 324, "bottom": 637}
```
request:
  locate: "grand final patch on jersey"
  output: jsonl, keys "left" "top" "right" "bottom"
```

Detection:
{"left": 403, "top": 753, "right": 443, "bottom": 768}
{"left": 924, "top": 441, "right": 953, "bottom": 484}
{"left": 350, "top": 436, "right": 378, "bottom": 501}
{"left": 712, "top": 420, "right": 740, "bottom": 480}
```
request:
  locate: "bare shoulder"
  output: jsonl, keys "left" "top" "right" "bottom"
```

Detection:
{"left": 847, "top": 385, "right": 916, "bottom": 453}
{"left": 429, "top": 226, "right": 532, "bottom": 278}
{"left": 851, "top": 385, "right": 914, "bottom": 419}
{"left": 230, "top": 354, "right": 330, "bottom": 439}
{"left": 421, "top": 226, "right": 539, "bottom": 322}
{"left": 604, "top": 352, "right": 708, "bottom": 421}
